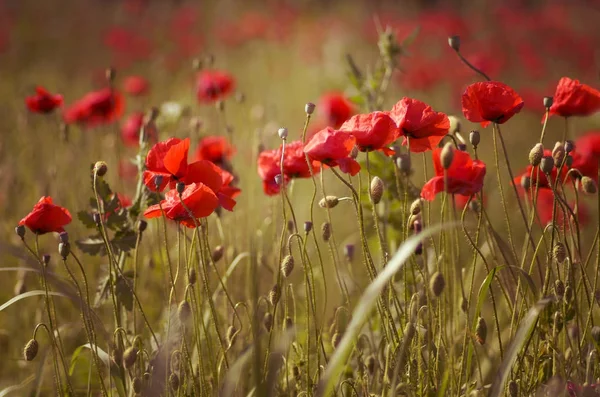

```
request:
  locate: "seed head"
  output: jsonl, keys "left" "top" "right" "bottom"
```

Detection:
{"left": 212, "top": 245, "right": 224, "bottom": 262}
{"left": 305, "top": 102, "right": 316, "bottom": 115}
{"left": 554, "top": 280, "right": 565, "bottom": 298}
{"left": 564, "top": 140, "right": 575, "bottom": 154}
{"left": 268, "top": 284, "right": 281, "bottom": 306}
{"left": 397, "top": 153, "right": 411, "bottom": 174}
{"left": 94, "top": 161, "right": 108, "bottom": 177}
{"left": 303, "top": 221, "right": 313, "bottom": 233}
{"left": 321, "top": 222, "right": 331, "bottom": 242}
{"left": 263, "top": 312, "right": 273, "bottom": 331}
{"left": 429, "top": 271, "right": 446, "bottom": 297}
{"left": 15, "top": 225, "right": 25, "bottom": 239}
{"left": 448, "top": 35, "right": 461, "bottom": 51}
{"left": 177, "top": 300, "right": 192, "bottom": 324}
{"left": 540, "top": 156, "right": 554, "bottom": 174}
{"left": 469, "top": 130, "right": 480, "bottom": 148}
{"left": 370, "top": 176, "right": 384, "bottom": 204}
{"left": 457, "top": 143, "right": 467, "bottom": 151}
{"left": 469, "top": 198, "right": 481, "bottom": 212}
{"left": 58, "top": 242, "right": 70, "bottom": 259}
{"left": 410, "top": 199, "right": 422, "bottom": 216}
{"left": 582, "top": 176, "right": 597, "bottom": 194}
{"left": 154, "top": 175, "right": 164, "bottom": 190}
{"left": 529, "top": 143, "right": 544, "bottom": 166}
{"left": 552, "top": 141, "right": 565, "bottom": 166}
{"left": 543, "top": 96, "right": 554, "bottom": 109}
{"left": 281, "top": 255, "right": 294, "bottom": 278}
{"left": 24, "top": 339, "right": 39, "bottom": 361}
{"left": 319, "top": 196, "right": 340, "bottom": 208}
{"left": 226, "top": 325, "right": 237, "bottom": 347}
{"left": 564, "top": 284, "right": 573, "bottom": 303}
{"left": 508, "top": 380, "right": 518, "bottom": 397}
{"left": 123, "top": 347, "right": 138, "bottom": 369}
{"left": 137, "top": 220, "right": 147, "bottom": 234}
{"left": 169, "top": 373, "right": 180, "bottom": 391}
{"left": 278, "top": 127, "right": 288, "bottom": 140}
{"left": 552, "top": 243, "right": 567, "bottom": 264}
{"left": 441, "top": 142, "right": 454, "bottom": 169}
{"left": 475, "top": 317, "right": 487, "bottom": 345}
{"left": 176, "top": 182, "right": 185, "bottom": 194}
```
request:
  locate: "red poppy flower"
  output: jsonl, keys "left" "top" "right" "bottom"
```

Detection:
{"left": 257, "top": 140, "right": 320, "bottom": 196}
{"left": 193, "top": 136, "right": 235, "bottom": 165}
{"left": 304, "top": 127, "right": 360, "bottom": 176}
{"left": 195, "top": 69, "right": 235, "bottom": 103}
{"left": 63, "top": 88, "right": 125, "bottom": 128}
{"left": 519, "top": 186, "right": 588, "bottom": 229}
{"left": 421, "top": 148, "right": 486, "bottom": 201}
{"left": 513, "top": 150, "right": 570, "bottom": 189}
{"left": 339, "top": 111, "right": 399, "bottom": 154}
{"left": 461, "top": 81, "right": 524, "bottom": 127}
{"left": 121, "top": 112, "right": 158, "bottom": 147}
{"left": 143, "top": 182, "right": 219, "bottom": 228}
{"left": 318, "top": 92, "right": 356, "bottom": 129}
{"left": 547, "top": 77, "right": 600, "bottom": 119}
{"left": 19, "top": 196, "right": 72, "bottom": 234}
{"left": 25, "top": 86, "right": 63, "bottom": 114}
{"left": 571, "top": 131, "right": 600, "bottom": 178}
{"left": 216, "top": 168, "right": 241, "bottom": 211}
{"left": 390, "top": 98, "right": 450, "bottom": 152}
{"left": 123, "top": 75, "right": 150, "bottom": 97}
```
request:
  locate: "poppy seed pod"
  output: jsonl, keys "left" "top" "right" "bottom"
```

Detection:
{"left": 105, "top": 67, "right": 116, "bottom": 83}
{"left": 508, "top": 380, "right": 518, "bottom": 397}
{"left": 441, "top": 142, "right": 455, "bottom": 169}
{"left": 211, "top": 245, "right": 224, "bottom": 262}
{"left": 552, "top": 141, "right": 565, "bottom": 166}
{"left": 24, "top": 339, "right": 39, "bottom": 361}
{"left": 564, "top": 140, "right": 574, "bottom": 154}
{"left": 321, "top": 222, "right": 331, "bottom": 242}
{"left": 268, "top": 284, "right": 281, "bottom": 306}
{"left": 123, "top": 347, "right": 138, "bottom": 369}
{"left": 58, "top": 242, "right": 70, "bottom": 259}
{"left": 137, "top": 220, "right": 147, "bottom": 233}
{"left": 520, "top": 175, "right": 531, "bottom": 190}
{"left": 554, "top": 280, "right": 565, "bottom": 297}
{"left": 154, "top": 175, "right": 164, "bottom": 190}
{"left": 540, "top": 156, "right": 554, "bottom": 174}
{"left": 176, "top": 182, "right": 185, "bottom": 194}
{"left": 305, "top": 102, "right": 315, "bottom": 115}
{"left": 529, "top": 143, "right": 544, "bottom": 166}
{"left": 552, "top": 242, "right": 567, "bottom": 264}
{"left": 475, "top": 317, "right": 487, "bottom": 345}
{"left": 15, "top": 225, "right": 25, "bottom": 239}
{"left": 278, "top": 127, "right": 288, "bottom": 140}
{"left": 543, "top": 96, "right": 554, "bottom": 109}
{"left": 303, "top": 221, "right": 313, "bottom": 234}
{"left": 469, "top": 130, "right": 480, "bottom": 148}
{"left": 582, "top": 176, "right": 598, "bottom": 194}
{"left": 429, "top": 271, "right": 446, "bottom": 297}
{"left": 169, "top": 373, "right": 180, "bottom": 391}
{"left": 448, "top": 35, "right": 460, "bottom": 51}
{"left": 263, "top": 312, "right": 273, "bottom": 331}
{"left": 281, "top": 255, "right": 294, "bottom": 278}
{"left": 370, "top": 176, "right": 384, "bottom": 204}
{"left": 319, "top": 196, "right": 339, "bottom": 208}
{"left": 410, "top": 199, "right": 422, "bottom": 216}
{"left": 94, "top": 161, "right": 108, "bottom": 177}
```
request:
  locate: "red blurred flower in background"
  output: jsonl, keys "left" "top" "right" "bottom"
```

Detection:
{"left": 196, "top": 70, "right": 235, "bottom": 103}
{"left": 123, "top": 75, "right": 150, "bottom": 97}
{"left": 193, "top": 136, "right": 235, "bottom": 166}
{"left": 19, "top": 196, "right": 72, "bottom": 234}
{"left": 339, "top": 111, "right": 399, "bottom": 154}
{"left": 547, "top": 77, "right": 600, "bottom": 119}
{"left": 318, "top": 92, "right": 356, "bottom": 129}
{"left": 571, "top": 131, "right": 600, "bottom": 178}
{"left": 461, "top": 81, "right": 524, "bottom": 127}
{"left": 421, "top": 148, "right": 486, "bottom": 201}
{"left": 304, "top": 127, "right": 360, "bottom": 176}
{"left": 63, "top": 88, "right": 125, "bottom": 128}
{"left": 26, "top": 86, "right": 63, "bottom": 114}
{"left": 144, "top": 182, "right": 219, "bottom": 228}
{"left": 390, "top": 97, "right": 450, "bottom": 152}
{"left": 519, "top": 186, "right": 588, "bottom": 229}
{"left": 121, "top": 112, "right": 158, "bottom": 147}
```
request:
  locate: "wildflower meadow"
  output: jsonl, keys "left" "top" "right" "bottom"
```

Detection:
{"left": 2, "top": 0, "right": 600, "bottom": 396}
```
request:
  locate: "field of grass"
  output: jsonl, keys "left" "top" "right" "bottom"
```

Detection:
{"left": 1, "top": 0, "right": 600, "bottom": 396}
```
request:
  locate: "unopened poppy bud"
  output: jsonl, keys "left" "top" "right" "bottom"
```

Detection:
{"left": 457, "top": 143, "right": 467, "bottom": 151}
{"left": 274, "top": 174, "right": 283, "bottom": 186}
{"left": 123, "top": 347, "right": 138, "bottom": 369}
{"left": 552, "top": 141, "right": 565, "bottom": 165}
{"left": 58, "top": 242, "right": 70, "bottom": 259}
{"left": 278, "top": 127, "right": 288, "bottom": 140}
{"left": 42, "top": 254, "right": 50, "bottom": 267}
{"left": 540, "top": 156, "right": 554, "bottom": 174}
{"left": 176, "top": 182, "right": 185, "bottom": 195}
{"left": 226, "top": 325, "right": 237, "bottom": 347}
{"left": 212, "top": 245, "right": 224, "bottom": 262}
{"left": 305, "top": 102, "right": 316, "bottom": 115}
{"left": 469, "top": 199, "right": 481, "bottom": 212}
{"left": 469, "top": 130, "right": 480, "bottom": 148}
{"left": 397, "top": 153, "right": 411, "bottom": 173}
{"left": 429, "top": 271, "right": 446, "bottom": 297}
{"left": 543, "top": 96, "right": 554, "bottom": 109}
{"left": 582, "top": 176, "right": 597, "bottom": 194}
{"left": 508, "top": 380, "right": 518, "bottom": 397}
{"left": 169, "top": 373, "right": 180, "bottom": 391}
{"left": 188, "top": 268, "right": 197, "bottom": 285}
{"left": 281, "top": 255, "right": 294, "bottom": 278}
{"left": 553, "top": 243, "right": 567, "bottom": 264}
{"left": 475, "top": 317, "right": 487, "bottom": 345}
{"left": 564, "top": 140, "right": 575, "bottom": 154}
{"left": 319, "top": 196, "right": 339, "bottom": 208}
{"left": 268, "top": 284, "right": 281, "bottom": 306}
{"left": 410, "top": 199, "right": 422, "bottom": 215}
{"left": 24, "top": 339, "right": 39, "bottom": 361}
{"left": 137, "top": 220, "right": 147, "bottom": 233}
{"left": 331, "top": 332, "right": 342, "bottom": 349}
{"left": 554, "top": 280, "right": 565, "bottom": 297}
{"left": 441, "top": 142, "right": 454, "bottom": 169}
{"left": 448, "top": 35, "right": 460, "bottom": 51}
{"left": 349, "top": 145, "right": 359, "bottom": 159}
{"left": 177, "top": 300, "right": 192, "bottom": 324}
{"left": 520, "top": 176, "right": 531, "bottom": 190}
{"left": 592, "top": 326, "right": 600, "bottom": 343}
{"left": 15, "top": 225, "right": 25, "bottom": 239}
{"left": 529, "top": 143, "right": 544, "bottom": 166}
{"left": 94, "top": 161, "right": 108, "bottom": 177}
{"left": 263, "top": 312, "right": 273, "bottom": 331}
{"left": 564, "top": 284, "right": 573, "bottom": 303}
{"left": 59, "top": 231, "right": 69, "bottom": 244}
{"left": 370, "top": 176, "right": 384, "bottom": 204}
{"left": 344, "top": 244, "right": 355, "bottom": 262}
{"left": 303, "top": 221, "right": 313, "bottom": 234}
{"left": 154, "top": 175, "right": 164, "bottom": 190}
{"left": 321, "top": 222, "right": 331, "bottom": 242}
{"left": 132, "top": 377, "right": 142, "bottom": 394}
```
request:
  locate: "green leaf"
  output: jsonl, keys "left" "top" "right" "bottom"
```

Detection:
{"left": 94, "top": 178, "right": 113, "bottom": 202}
{"left": 76, "top": 235, "right": 106, "bottom": 256}
{"left": 77, "top": 210, "right": 97, "bottom": 229}
{"left": 112, "top": 229, "right": 137, "bottom": 253}
{"left": 105, "top": 208, "right": 128, "bottom": 231}
{"left": 115, "top": 275, "right": 133, "bottom": 312}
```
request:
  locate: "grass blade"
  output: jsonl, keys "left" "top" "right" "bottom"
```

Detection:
{"left": 0, "top": 291, "right": 67, "bottom": 312}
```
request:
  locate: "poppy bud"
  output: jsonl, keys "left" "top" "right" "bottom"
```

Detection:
{"left": 552, "top": 243, "right": 567, "bottom": 264}
{"left": 469, "top": 130, "right": 480, "bottom": 148}
{"left": 42, "top": 254, "right": 51, "bottom": 267}
{"left": 321, "top": 222, "right": 331, "bottom": 242}
{"left": 177, "top": 300, "right": 192, "bottom": 324}
{"left": 429, "top": 271, "right": 446, "bottom": 297}
{"left": 94, "top": 161, "right": 108, "bottom": 177}
{"left": 441, "top": 142, "right": 454, "bottom": 169}
{"left": 278, "top": 127, "right": 288, "bottom": 140}
{"left": 274, "top": 174, "right": 283, "bottom": 186}
{"left": 176, "top": 182, "right": 185, "bottom": 195}
{"left": 469, "top": 199, "right": 481, "bottom": 212}
{"left": 564, "top": 140, "right": 575, "bottom": 154}
{"left": 303, "top": 221, "right": 313, "bottom": 234}
{"left": 508, "top": 380, "right": 518, "bottom": 397}
{"left": 123, "top": 347, "right": 138, "bottom": 369}
{"left": 448, "top": 35, "right": 461, "bottom": 52}
{"left": 15, "top": 225, "right": 25, "bottom": 239}
{"left": 344, "top": 244, "right": 355, "bottom": 262}
{"left": 552, "top": 141, "right": 565, "bottom": 166}
{"left": 475, "top": 317, "right": 487, "bottom": 345}
{"left": 132, "top": 377, "right": 142, "bottom": 394}
{"left": 305, "top": 102, "right": 316, "bottom": 115}
{"left": 58, "top": 231, "right": 69, "bottom": 244}
{"left": 529, "top": 143, "right": 544, "bottom": 166}
{"left": 520, "top": 176, "right": 531, "bottom": 190}
{"left": 457, "top": 143, "right": 467, "bottom": 151}
{"left": 211, "top": 245, "right": 224, "bottom": 262}
{"left": 188, "top": 268, "right": 197, "bottom": 285}
{"left": 554, "top": 280, "right": 565, "bottom": 298}
{"left": 319, "top": 196, "right": 339, "bottom": 209}
{"left": 370, "top": 177, "right": 384, "bottom": 204}
{"left": 24, "top": 339, "right": 39, "bottom": 361}
{"left": 169, "top": 373, "right": 180, "bottom": 391}
{"left": 543, "top": 96, "right": 554, "bottom": 109}
{"left": 564, "top": 284, "right": 573, "bottom": 303}
{"left": 397, "top": 153, "right": 411, "bottom": 173}
{"left": 331, "top": 332, "right": 342, "bottom": 349}
{"left": 226, "top": 325, "right": 237, "bottom": 347}
{"left": 268, "top": 284, "right": 281, "bottom": 306}
{"left": 137, "top": 220, "right": 147, "bottom": 233}
{"left": 154, "top": 175, "right": 164, "bottom": 190}
{"left": 582, "top": 176, "right": 597, "bottom": 194}
{"left": 540, "top": 156, "right": 554, "bottom": 174}
{"left": 410, "top": 199, "right": 422, "bottom": 215}
{"left": 263, "top": 312, "right": 273, "bottom": 331}
{"left": 592, "top": 326, "right": 600, "bottom": 343}
{"left": 281, "top": 255, "right": 294, "bottom": 278}
{"left": 58, "top": 242, "right": 70, "bottom": 259}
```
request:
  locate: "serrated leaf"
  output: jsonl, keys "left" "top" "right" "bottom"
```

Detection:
{"left": 77, "top": 210, "right": 97, "bottom": 229}
{"left": 106, "top": 208, "right": 129, "bottom": 231}
{"left": 112, "top": 229, "right": 137, "bottom": 253}
{"left": 115, "top": 275, "right": 133, "bottom": 311}
{"left": 76, "top": 235, "right": 106, "bottom": 256}
{"left": 104, "top": 193, "right": 120, "bottom": 214}
{"left": 95, "top": 178, "right": 113, "bottom": 202}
